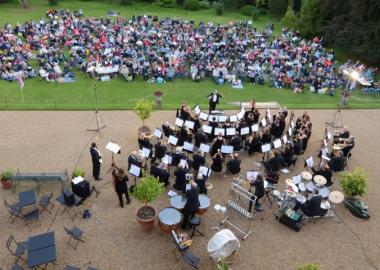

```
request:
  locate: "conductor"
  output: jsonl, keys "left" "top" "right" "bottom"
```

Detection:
{"left": 207, "top": 90, "right": 223, "bottom": 113}
{"left": 90, "top": 142, "right": 102, "bottom": 180}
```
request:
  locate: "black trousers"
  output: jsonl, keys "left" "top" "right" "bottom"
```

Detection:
{"left": 209, "top": 102, "right": 217, "bottom": 113}
{"left": 182, "top": 210, "right": 196, "bottom": 229}
{"left": 117, "top": 190, "right": 130, "bottom": 207}
{"left": 92, "top": 162, "right": 100, "bottom": 179}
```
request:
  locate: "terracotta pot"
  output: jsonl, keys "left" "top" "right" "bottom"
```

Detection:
{"left": 1, "top": 180, "right": 12, "bottom": 189}
{"left": 136, "top": 205, "right": 157, "bottom": 232}
{"left": 138, "top": 126, "right": 151, "bottom": 136}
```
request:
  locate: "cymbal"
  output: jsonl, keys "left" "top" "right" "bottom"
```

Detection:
{"left": 301, "top": 171, "right": 312, "bottom": 181}
{"left": 329, "top": 191, "right": 344, "bottom": 204}
{"left": 314, "top": 175, "right": 327, "bottom": 186}
{"left": 285, "top": 178, "right": 294, "bottom": 186}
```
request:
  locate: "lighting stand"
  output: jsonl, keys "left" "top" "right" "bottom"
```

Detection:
{"left": 87, "top": 82, "right": 106, "bottom": 133}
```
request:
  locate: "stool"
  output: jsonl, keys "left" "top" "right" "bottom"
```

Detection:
{"left": 190, "top": 216, "right": 204, "bottom": 238}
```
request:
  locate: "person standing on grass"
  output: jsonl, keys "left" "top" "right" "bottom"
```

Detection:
{"left": 90, "top": 142, "right": 102, "bottom": 181}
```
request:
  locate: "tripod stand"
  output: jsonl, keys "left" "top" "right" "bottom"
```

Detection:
{"left": 326, "top": 109, "right": 343, "bottom": 128}
{"left": 87, "top": 82, "right": 106, "bottom": 133}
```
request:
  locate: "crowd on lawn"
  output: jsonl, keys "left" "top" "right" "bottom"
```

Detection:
{"left": 0, "top": 9, "right": 378, "bottom": 93}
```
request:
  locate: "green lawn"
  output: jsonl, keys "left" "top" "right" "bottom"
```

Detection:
{"left": 0, "top": 0, "right": 379, "bottom": 110}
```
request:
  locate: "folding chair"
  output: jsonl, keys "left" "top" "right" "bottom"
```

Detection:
{"left": 63, "top": 265, "right": 80, "bottom": 270}
{"left": 64, "top": 226, "right": 84, "bottom": 249}
{"left": 6, "top": 234, "right": 28, "bottom": 264}
{"left": 10, "top": 265, "right": 26, "bottom": 270}
{"left": 22, "top": 209, "right": 40, "bottom": 227}
{"left": 38, "top": 192, "right": 54, "bottom": 214}
{"left": 4, "top": 199, "right": 22, "bottom": 223}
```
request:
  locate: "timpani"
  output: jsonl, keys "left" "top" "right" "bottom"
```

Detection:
{"left": 197, "top": 194, "right": 211, "bottom": 214}
{"left": 158, "top": 207, "right": 182, "bottom": 233}
{"left": 170, "top": 195, "right": 187, "bottom": 212}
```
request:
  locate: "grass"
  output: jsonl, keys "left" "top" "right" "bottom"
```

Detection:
{"left": 0, "top": 0, "right": 379, "bottom": 110}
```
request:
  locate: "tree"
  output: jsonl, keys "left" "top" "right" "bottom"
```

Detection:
{"left": 281, "top": 5, "right": 298, "bottom": 29}
{"left": 298, "top": 0, "right": 321, "bottom": 38}
{"left": 267, "top": 0, "right": 288, "bottom": 17}
{"left": 134, "top": 99, "right": 155, "bottom": 127}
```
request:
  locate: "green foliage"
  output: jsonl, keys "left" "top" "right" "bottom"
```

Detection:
{"left": 281, "top": 5, "right": 298, "bottom": 29}
{"left": 132, "top": 174, "right": 164, "bottom": 204}
{"left": 216, "top": 259, "right": 229, "bottom": 270}
{"left": 72, "top": 167, "right": 85, "bottom": 178}
{"left": 298, "top": 0, "right": 320, "bottom": 38}
{"left": 121, "top": 0, "right": 133, "bottom": 5}
{"left": 214, "top": 1, "right": 224, "bottom": 15}
{"left": 134, "top": 99, "right": 155, "bottom": 125}
{"left": 340, "top": 167, "right": 368, "bottom": 197}
{"left": 183, "top": 0, "right": 200, "bottom": 10}
{"left": 251, "top": 7, "right": 260, "bottom": 20}
{"left": 219, "top": 0, "right": 235, "bottom": 9}
{"left": 255, "top": 0, "right": 267, "bottom": 8}
{"left": 159, "top": 0, "right": 175, "bottom": 7}
{"left": 176, "top": 0, "right": 185, "bottom": 4}
{"left": 48, "top": 0, "right": 59, "bottom": 5}
{"left": 259, "top": 8, "right": 267, "bottom": 15}
{"left": 267, "top": 0, "right": 288, "bottom": 17}
{"left": 241, "top": 5, "right": 254, "bottom": 16}
{"left": 296, "top": 264, "right": 320, "bottom": 270}
{"left": 198, "top": 0, "right": 210, "bottom": 9}
{"left": 1, "top": 169, "right": 14, "bottom": 181}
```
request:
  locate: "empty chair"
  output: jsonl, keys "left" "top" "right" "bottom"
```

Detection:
{"left": 39, "top": 192, "right": 54, "bottom": 214}
{"left": 6, "top": 234, "right": 28, "bottom": 264}
{"left": 22, "top": 209, "right": 40, "bottom": 226}
{"left": 63, "top": 265, "right": 80, "bottom": 270}
{"left": 4, "top": 199, "right": 21, "bottom": 223}
{"left": 64, "top": 226, "right": 84, "bottom": 249}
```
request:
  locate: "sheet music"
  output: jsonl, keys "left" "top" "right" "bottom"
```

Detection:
{"left": 179, "top": 159, "right": 188, "bottom": 169}
{"left": 246, "top": 171, "right": 258, "bottom": 180}
{"left": 218, "top": 115, "right": 228, "bottom": 123}
{"left": 105, "top": 142, "right": 121, "bottom": 154}
{"left": 251, "top": 124, "right": 259, "bottom": 132}
{"left": 184, "top": 120, "right": 195, "bottom": 130}
{"left": 199, "top": 166, "right": 211, "bottom": 177}
{"left": 226, "top": 127, "right": 236, "bottom": 136}
{"left": 306, "top": 156, "right": 314, "bottom": 168}
{"left": 202, "top": 125, "right": 212, "bottom": 134}
{"left": 185, "top": 184, "right": 191, "bottom": 191}
{"left": 129, "top": 164, "right": 141, "bottom": 177}
{"left": 237, "top": 110, "right": 245, "bottom": 120}
{"left": 72, "top": 176, "right": 84, "bottom": 184}
{"left": 199, "top": 112, "right": 208, "bottom": 121}
{"left": 221, "top": 145, "right": 233, "bottom": 154}
{"left": 291, "top": 120, "right": 295, "bottom": 128}
{"left": 194, "top": 105, "right": 201, "bottom": 116}
{"left": 200, "top": 143, "right": 210, "bottom": 153}
{"left": 154, "top": 128, "right": 163, "bottom": 139}
{"left": 208, "top": 115, "right": 216, "bottom": 122}
{"left": 273, "top": 139, "right": 282, "bottom": 149}
{"left": 261, "top": 143, "right": 271, "bottom": 153}
{"left": 261, "top": 118, "right": 267, "bottom": 127}
{"left": 288, "top": 127, "right": 292, "bottom": 136}
{"left": 282, "top": 134, "right": 288, "bottom": 144}
{"left": 281, "top": 168, "right": 289, "bottom": 173}
{"left": 142, "top": 147, "right": 151, "bottom": 158}
{"left": 229, "top": 115, "right": 238, "bottom": 122}
{"left": 183, "top": 142, "right": 194, "bottom": 152}
{"left": 175, "top": 118, "right": 184, "bottom": 127}
{"left": 164, "top": 154, "right": 172, "bottom": 165}
{"left": 321, "top": 155, "right": 331, "bottom": 161}
{"left": 240, "top": 127, "right": 250, "bottom": 135}
{"left": 323, "top": 139, "right": 327, "bottom": 147}
{"left": 168, "top": 135, "right": 178, "bottom": 145}
{"left": 214, "top": 128, "right": 225, "bottom": 136}
{"left": 267, "top": 108, "right": 271, "bottom": 120}
{"left": 327, "top": 132, "right": 332, "bottom": 140}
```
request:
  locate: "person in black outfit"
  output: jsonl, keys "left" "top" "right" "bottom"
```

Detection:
{"left": 195, "top": 173, "right": 207, "bottom": 195}
{"left": 248, "top": 174, "right": 265, "bottom": 212}
{"left": 172, "top": 147, "right": 186, "bottom": 167}
{"left": 181, "top": 182, "right": 200, "bottom": 229}
{"left": 192, "top": 150, "right": 206, "bottom": 172}
{"left": 150, "top": 160, "right": 170, "bottom": 186}
{"left": 90, "top": 142, "right": 102, "bottom": 180}
{"left": 111, "top": 165, "right": 131, "bottom": 208}
{"left": 282, "top": 144, "right": 295, "bottom": 167}
{"left": 329, "top": 150, "right": 346, "bottom": 172}
{"left": 211, "top": 151, "right": 223, "bottom": 173}
{"left": 226, "top": 153, "right": 241, "bottom": 175}
{"left": 207, "top": 89, "right": 223, "bottom": 113}
{"left": 229, "top": 133, "right": 242, "bottom": 152}
{"left": 194, "top": 129, "right": 208, "bottom": 148}
{"left": 333, "top": 126, "right": 350, "bottom": 143}
{"left": 154, "top": 139, "right": 167, "bottom": 160}
{"left": 174, "top": 164, "right": 187, "bottom": 192}
{"left": 246, "top": 133, "right": 261, "bottom": 155}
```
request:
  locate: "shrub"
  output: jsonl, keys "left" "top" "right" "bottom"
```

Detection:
{"left": 159, "top": 0, "right": 175, "bottom": 7}
{"left": 281, "top": 5, "right": 298, "bottom": 29}
{"left": 296, "top": 264, "right": 320, "bottom": 270}
{"left": 72, "top": 167, "right": 85, "bottom": 178}
{"left": 48, "top": 0, "right": 59, "bottom": 5}
{"left": 134, "top": 99, "right": 155, "bottom": 126}
{"left": 1, "top": 169, "right": 14, "bottom": 181}
{"left": 183, "top": 0, "right": 200, "bottom": 10}
{"left": 176, "top": 0, "right": 185, "bottom": 4}
{"left": 214, "top": 1, "right": 224, "bottom": 15}
{"left": 241, "top": 5, "right": 254, "bottom": 16}
{"left": 259, "top": 8, "right": 267, "bottom": 15}
{"left": 268, "top": 0, "right": 288, "bottom": 17}
{"left": 121, "top": 0, "right": 133, "bottom": 5}
{"left": 132, "top": 174, "right": 164, "bottom": 204}
{"left": 251, "top": 7, "right": 260, "bottom": 20}
{"left": 340, "top": 167, "right": 368, "bottom": 197}
{"left": 199, "top": 0, "right": 210, "bottom": 9}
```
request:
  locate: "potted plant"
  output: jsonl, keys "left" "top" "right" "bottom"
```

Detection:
{"left": 134, "top": 99, "right": 155, "bottom": 135}
{"left": 1, "top": 169, "right": 14, "bottom": 189}
{"left": 296, "top": 264, "right": 320, "bottom": 270}
{"left": 72, "top": 167, "right": 85, "bottom": 178}
{"left": 340, "top": 167, "right": 370, "bottom": 219}
{"left": 216, "top": 259, "right": 229, "bottom": 270}
{"left": 132, "top": 174, "right": 164, "bottom": 232}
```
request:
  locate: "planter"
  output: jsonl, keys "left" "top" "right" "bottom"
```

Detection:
{"left": 1, "top": 180, "right": 12, "bottom": 189}
{"left": 138, "top": 126, "right": 151, "bottom": 136}
{"left": 136, "top": 205, "right": 157, "bottom": 232}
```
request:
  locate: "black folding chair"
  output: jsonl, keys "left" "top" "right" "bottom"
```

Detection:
{"left": 38, "top": 192, "right": 54, "bottom": 214}
{"left": 64, "top": 226, "right": 84, "bottom": 249}
{"left": 4, "top": 199, "right": 22, "bottom": 223}
{"left": 6, "top": 234, "right": 28, "bottom": 264}
{"left": 63, "top": 265, "right": 80, "bottom": 270}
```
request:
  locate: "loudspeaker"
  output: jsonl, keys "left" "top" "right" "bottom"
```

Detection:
{"left": 63, "top": 189, "right": 75, "bottom": 206}
{"left": 71, "top": 180, "right": 91, "bottom": 200}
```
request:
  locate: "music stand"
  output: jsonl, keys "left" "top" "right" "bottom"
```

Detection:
{"left": 87, "top": 82, "right": 106, "bottom": 133}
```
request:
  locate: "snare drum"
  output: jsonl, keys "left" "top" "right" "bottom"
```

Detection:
{"left": 298, "top": 182, "right": 306, "bottom": 192}
{"left": 318, "top": 187, "right": 330, "bottom": 199}
{"left": 170, "top": 195, "right": 187, "bottom": 211}
{"left": 306, "top": 181, "right": 315, "bottom": 193}
{"left": 197, "top": 194, "right": 211, "bottom": 214}
{"left": 158, "top": 207, "right": 182, "bottom": 233}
